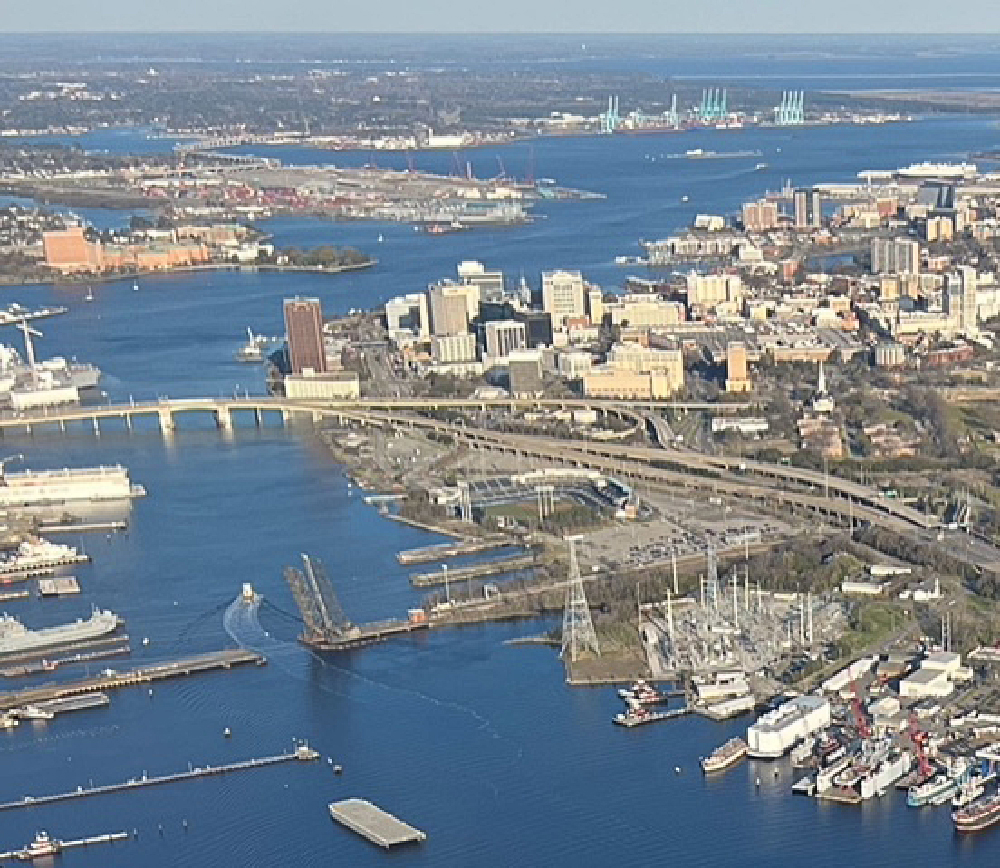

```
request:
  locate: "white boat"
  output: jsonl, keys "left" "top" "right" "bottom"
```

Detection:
{"left": 954, "top": 775, "right": 987, "bottom": 807}
{"left": 18, "top": 705, "right": 54, "bottom": 720}
{"left": 0, "top": 539, "right": 88, "bottom": 575}
{"left": 908, "top": 773, "right": 956, "bottom": 807}
{"left": 21, "top": 831, "right": 61, "bottom": 858}
{"left": 133, "top": 282, "right": 140, "bottom": 291}
{"left": 701, "top": 737, "right": 748, "bottom": 773}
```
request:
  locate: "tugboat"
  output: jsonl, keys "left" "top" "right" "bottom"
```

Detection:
{"left": 701, "top": 737, "right": 749, "bottom": 773}
{"left": 953, "top": 792, "right": 1000, "bottom": 832}
{"left": 19, "top": 831, "right": 62, "bottom": 860}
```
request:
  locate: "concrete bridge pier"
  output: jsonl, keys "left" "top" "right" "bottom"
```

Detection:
{"left": 253, "top": 406, "right": 262, "bottom": 427}
{"left": 125, "top": 413, "right": 133, "bottom": 432}
{"left": 215, "top": 408, "right": 234, "bottom": 433}
{"left": 158, "top": 407, "right": 175, "bottom": 433}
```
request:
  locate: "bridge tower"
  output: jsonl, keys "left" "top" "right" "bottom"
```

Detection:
{"left": 284, "top": 554, "right": 351, "bottom": 646}
{"left": 560, "top": 536, "right": 600, "bottom": 661}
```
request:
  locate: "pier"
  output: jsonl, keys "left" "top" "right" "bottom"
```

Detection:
{"left": 0, "top": 649, "right": 264, "bottom": 711}
{"left": 409, "top": 553, "right": 536, "bottom": 587}
{"left": 0, "top": 744, "right": 320, "bottom": 811}
{"left": 328, "top": 799, "right": 426, "bottom": 848}
{"left": 396, "top": 536, "right": 511, "bottom": 565}
{"left": 0, "top": 830, "right": 129, "bottom": 861}
{"left": 0, "top": 635, "right": 131, "bottom": 674}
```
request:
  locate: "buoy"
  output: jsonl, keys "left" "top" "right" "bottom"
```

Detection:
{"left": 182, "top": 820, "right": 188, "bottom": 831}
{"left": 756, "top": 777, "right": 761, "bottom": 787}
{"left": 132, "top": 829, "right": 138, "bottom": 838}
{"left": 774, "top": 768, "right": 779, "bottom": 778}
{"left": 224, "top": 727, "right": 232, "bottom": 738}
{"left": 142, "top": 637, "right": 150, "bottom": 647}
{"left": 674, "top": 766, "right": 681, "bottom": 774}
{"left": 158, "top": 825, "right": 163, "bottom": 836}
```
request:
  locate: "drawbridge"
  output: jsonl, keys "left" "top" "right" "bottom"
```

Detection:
{"left": 283, "top": 554, "right": 428, "bottom": 650}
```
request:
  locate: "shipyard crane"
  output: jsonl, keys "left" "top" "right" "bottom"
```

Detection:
{"left": 16, "top": 318, "right": 42, "bottom": 388}
{"left": 908, "top": 712, "right": 933, "bottom": 781}
{"left": 850, "top": 679, "right": 870, "bottom": 739}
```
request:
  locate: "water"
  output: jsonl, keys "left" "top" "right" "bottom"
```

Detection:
{"left": 0, "top": 113, "right": 999, "bottom": 865}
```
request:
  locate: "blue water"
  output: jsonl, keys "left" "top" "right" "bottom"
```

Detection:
{"left": 0, "top": 113, "right": 999, "bottom": 866}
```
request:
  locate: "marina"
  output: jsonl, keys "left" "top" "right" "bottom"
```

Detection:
{"left": 327, "top": 799, "right": 426, "bottom": 849}
{"left": 0, "top": 744, "right": 320, "bottom": 812}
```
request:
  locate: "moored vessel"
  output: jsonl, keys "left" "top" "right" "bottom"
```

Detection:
{"left": 908, "top": 773, "right": 957, "bottom": 807}
{"left": 953, "top": 793, "right": 1000, "bottom": 832}
{"left": 701, "top": 737, "right": 748, "bottom": 773}
{"left": 0, "top": 608, "right": 120, "bottom": 659}
{"left": 18, "top": 830, "right": 62, "bottom": 859}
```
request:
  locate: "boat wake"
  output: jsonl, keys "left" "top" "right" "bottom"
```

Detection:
{"left": 223, "top": 596, "right": 506, "bottom": 743}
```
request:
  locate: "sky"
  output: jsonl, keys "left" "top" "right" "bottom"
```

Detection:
{"left": 3, "top": 1, "right": 1000, "bottom": 34}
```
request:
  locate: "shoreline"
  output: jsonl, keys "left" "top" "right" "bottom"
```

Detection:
{"left": 0, "top": 258, "right": 378, "bottom": 288}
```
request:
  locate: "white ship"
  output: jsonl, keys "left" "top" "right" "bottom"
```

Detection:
{"left": 0, "top": 465, "right": 143, "bottom": 507}
{"left": 0, "top": 609, "right": 120, "bottom": 658}
{"left": 0, "top": 539, "right": 88, "bottom": 575}
{"left": 0, "top": 320, "right": 101, "bottom": 410}
{"left": 896, "top": 161, "right": 977, "bottom": 180}
{"left": 747, "top": 695, "right": 831, "bottom": 759}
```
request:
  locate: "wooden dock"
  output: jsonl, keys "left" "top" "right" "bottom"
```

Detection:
{"left": 409, "top": 554, "right": 535, "bottom": 587}
{"left": 328, "top": 799, "right": 426, "bottom": 848}
{"left": 0, "top": 649, "right": 264, "bottom": 711}
{"left": 0, "top": 745, "right": 320, "bottom": 811}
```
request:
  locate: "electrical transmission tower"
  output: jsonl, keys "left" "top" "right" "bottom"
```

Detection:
{"left": 561, "top": 536, "right": 600, "bottom": 661}
{"left": 284, "top": 554, "right": 351, "bottom": 646}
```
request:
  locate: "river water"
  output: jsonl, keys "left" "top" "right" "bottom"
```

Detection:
{"left": 0, "top": 110, "right": 998, "bottom": 866}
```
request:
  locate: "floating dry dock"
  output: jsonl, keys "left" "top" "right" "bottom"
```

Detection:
{"left": 328, "top": 799, "right": 426, "bottom": 848}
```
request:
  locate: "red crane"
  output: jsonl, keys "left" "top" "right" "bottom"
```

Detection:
{"left": 908, "top": 712, "right": 932, "bottom": 780}
{"left": 850, "top": 679, "right": 870, "bottom": 739}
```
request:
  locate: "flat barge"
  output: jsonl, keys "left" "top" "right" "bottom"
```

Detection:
{"left": 328, "top": 799, "right": 426, "bottom": 848}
